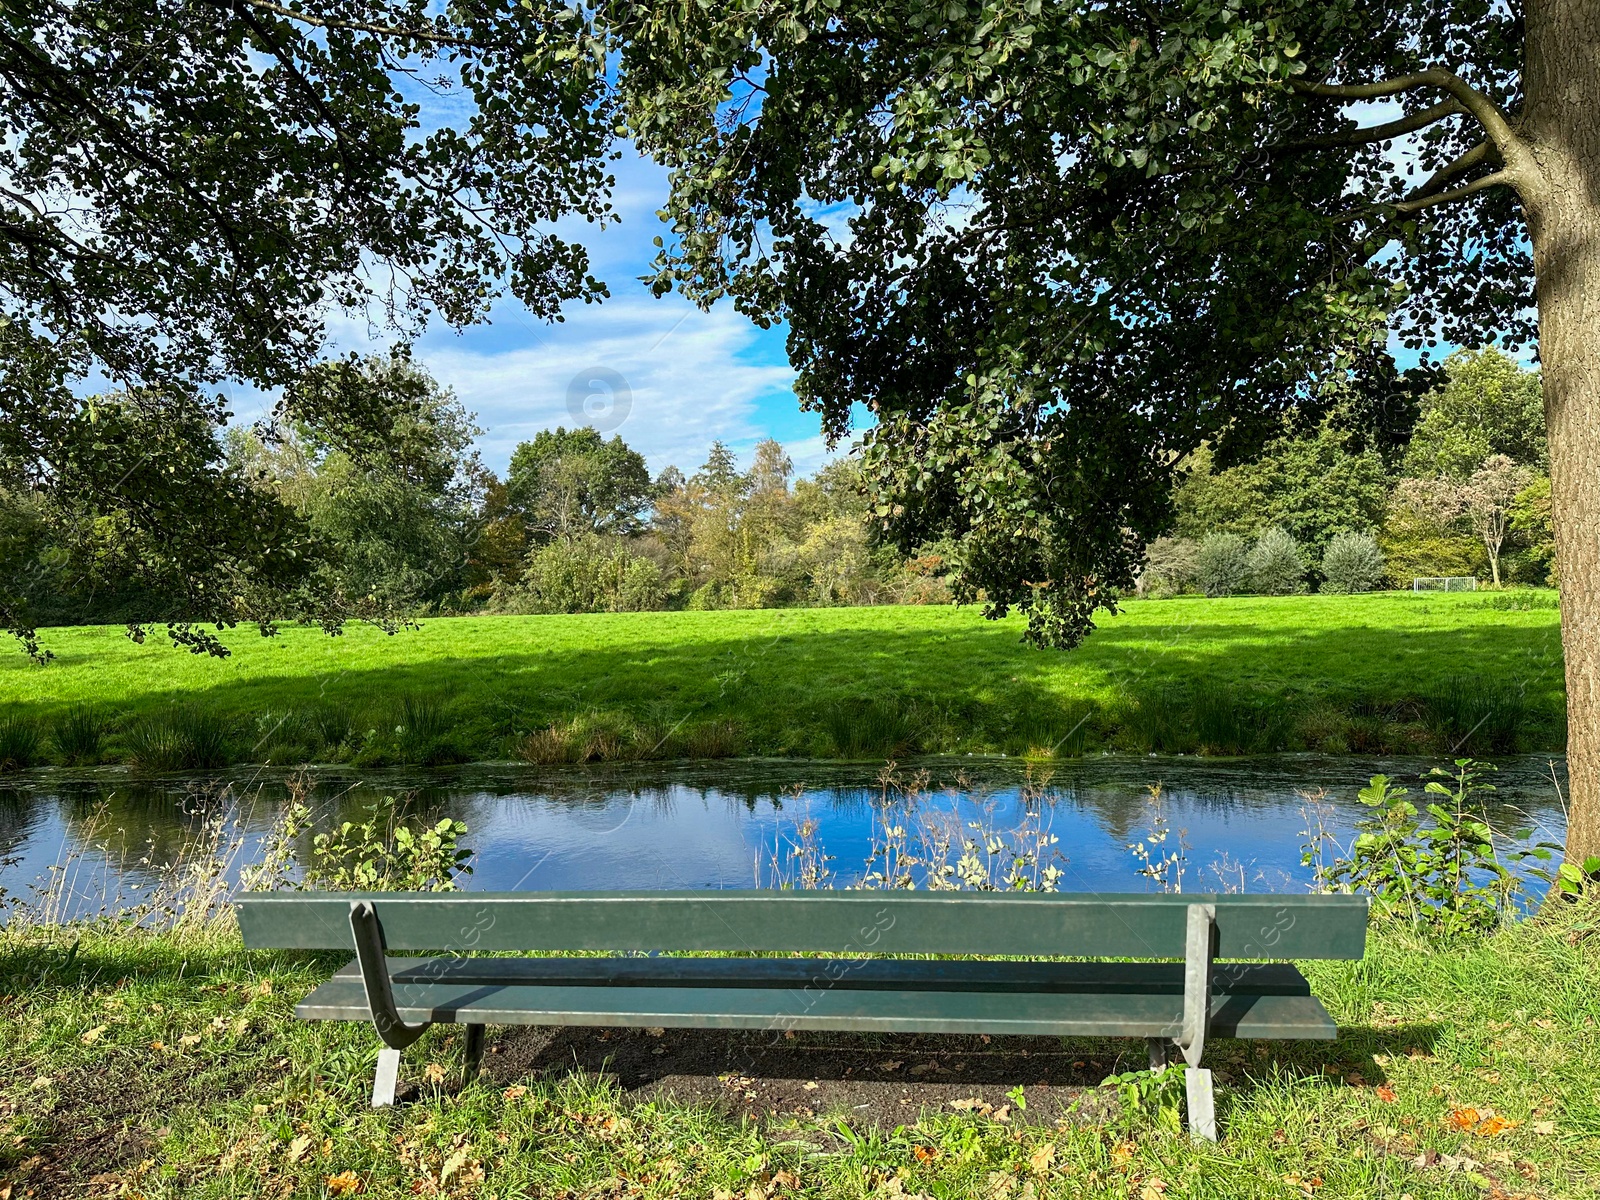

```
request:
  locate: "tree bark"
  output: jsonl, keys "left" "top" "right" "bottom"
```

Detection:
{"left": 1523, "top": 0, "right": 1600, "bottom": 864}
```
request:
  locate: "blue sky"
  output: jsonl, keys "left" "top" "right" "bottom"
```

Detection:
{"left": 325, "top": 146, "right": 832, "bottom": 481}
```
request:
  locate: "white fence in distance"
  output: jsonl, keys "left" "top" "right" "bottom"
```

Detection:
{"left": 1412, "top": 576, "right": 1478, "bottom": 592}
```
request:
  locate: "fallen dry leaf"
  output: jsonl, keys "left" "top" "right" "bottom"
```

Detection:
{"left": 325, "top": 1169, "right": 362, "bottom": 1196}
{"left": 502, "top": 1086, "right": 528, "bottom": 1101}
{"left": 1139, "top": 1176, "right": 1168, "bottom": 1200}
{"left": 286, "top": 1135, "right": 312, "bottom": 1164}
{"left": 913, "top": 1146, "right": 939, "bottom": 1163}
{"left": 1110, "top": 1141, "right": 1136, "bottom": 1168}
{"left": 1475, "top": 1114, "right": 1519, "bottom": 1138}
{"left": 423, "top": 1063, "right": 448, "bottom": 1084}
{"left": 803, "top": 1081, "right": 819, "bottom": 1091}
{"left": 1028, "top": 1143, "right": 1056, "bottom": 1173}
{"left": 440, "top": 1145, "right": 473, "bottom": 1183}
{"left": 1375, "top": 1085, "right": 1397, "bottom": 1103}
{"left": 177, "top": 1033, "right": 201, "bottom": 1048}
{"left": 1532, "top": 1120, "right": 1556, "bottom": 1136}
{"left": 950, "top": 1098, "right": 993, "bottom": 1116}
{"left": 879, "top": 1061, "right": 903, "bottom": 1072}
{"left": 81, "top": 1025, "right": 106, "bottom": 1045}
{"left": 1447, "top": 1107, "right": 1481, "bottom": 1131}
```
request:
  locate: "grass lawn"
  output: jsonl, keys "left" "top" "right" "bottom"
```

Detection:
{"left": 4, "top": 909, "right": 1597, "bottom": 1199}
{"left": 0, "top": 591, "right": 1567, "bottom": 766}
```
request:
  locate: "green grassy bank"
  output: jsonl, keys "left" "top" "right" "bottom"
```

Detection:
{"left": 4, "top": 909, "right": 1598, "bottom": 1199}
{"left": 0, "top": 591, "right": 1568, "bottom": 769}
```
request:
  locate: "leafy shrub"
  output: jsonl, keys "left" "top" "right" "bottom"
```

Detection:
{"left": 496, "top": 533, "right": 666, "bottom": 614}
{"left": 123, "top": 706, "right": 234, "bottom": 771}
{"left": 1247, "top": 526, "right": 1307, "bottom": 595}
{"left": 1321, "top": 530, "right": 1387, "bottom": 593}
{"left": 0, "top": 714, "right": 42, "bottom": 772}
{"left": 51, "top": 705, "right": 108, "bottom": 765}
{"left": 1139, "top": 536, "right": 1200, "bottom": 597}
{"left": 1195, "top": 533, "right": 1250, "bottom": 597}
{"left": 1312, "top": 762, "right": 1540, "bottom": 935}
{"left": 281, "top": 796, "right": 473, "bottom": 892}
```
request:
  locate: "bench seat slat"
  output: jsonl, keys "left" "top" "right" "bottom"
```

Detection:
{"left": 237, "top": 891, "right": 1368, "bottom": 960}
{"left": 331, "top": 956, "right": 1316, "bottom": 996}
{"left": 295, "top": 974, "right": 1337, "bottom": 1040}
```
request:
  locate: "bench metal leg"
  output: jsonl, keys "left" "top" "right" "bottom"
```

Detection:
{"left": 373, "top": 1047, "right": 403, "bottom": 1109}
{"left": 1147, "top": 1037, "right": 1170, "bottom": 1073}
{"left": 463, "top": 1024, "right": 486, "bottom": 1086}
{"left": 1186, "top": 1066, "right": 1217, "bottom": 1142}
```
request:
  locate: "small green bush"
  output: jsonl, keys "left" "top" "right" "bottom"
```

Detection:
{"left": 496, "top": 534, "right": 666, "bottom": 614}
{"left": 1321, "top": 530, "right": 1386, "bottom": 593}
{"left": 1195, "top": 533, "right": 1250, "bottom": 597}
{"left": 275, "top": 796, "right": 474, "bottom": 892}
{"left": 1247, "top": 526, "right": 1307, "bottom": 595}
{"left": 1312, "top": 762, "right": 1548, "bottom": 936}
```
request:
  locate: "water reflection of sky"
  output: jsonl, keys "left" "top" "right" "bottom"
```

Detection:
{"left": 0, "top": 755, "right": 1570, "bottom": 921}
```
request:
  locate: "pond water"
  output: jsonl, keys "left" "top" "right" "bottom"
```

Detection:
{"left": 0, "top": 754, "right": 1570, "bottom": 921}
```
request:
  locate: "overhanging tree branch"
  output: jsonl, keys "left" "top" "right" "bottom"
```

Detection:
{"left": 242, "top": 0, "right": 482, "bottom": 47}
{"left": 1392, "top": 169, "right": 1514, "bottom": 213}
{"left": 1410, "top": 141, "right": 1494, "bottom": 201}
{"left": 1293, "top": 98, "right": 1467, "bottom": 148}
{"left": 1291, "top": 68, "right": 1523, "bottom": 167}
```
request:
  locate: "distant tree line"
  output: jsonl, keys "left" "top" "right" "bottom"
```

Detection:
{"left": 0, "top": 352, "right": 953, "bottom": 630}
{"left": 0, "top": 346, "right": 1551, "bottom": 633}
{"left": 1139, "top": 347, "right": 1552, "bottom": 598}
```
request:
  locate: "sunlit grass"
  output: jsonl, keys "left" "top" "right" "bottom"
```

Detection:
{"left": 0, "top": 591, "right": 1567, "bottom": 762}
{"left": 4, "top": 905, "right": 1597, "bottom": 1198}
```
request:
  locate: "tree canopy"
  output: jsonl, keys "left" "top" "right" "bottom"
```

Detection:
{"left": 506, "top": 427, "right": 656, "bottom": 542}
{"left": 0, "top": 0, "right": 615, "bottom": 648}
{"left": 605, "top": 0, "right": 1544, "bottom": 645}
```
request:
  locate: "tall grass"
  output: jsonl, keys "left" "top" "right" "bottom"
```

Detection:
{"left": 0, "top": 712, "right": 43, "bottom": 771}
{"left": 823, "top": 696, "right": 920, "bottom": 758}
{"left": 51, "top": 704, "right": 108, "bottom": 765}
{"left": 394, "top": 695, "right": 466, "bottom": 766}
{"left": 123, "top": 706, "right": 235, "bottom": 772}
{"left": 1422, "top": 675, "right": 1529, "bottom": 755}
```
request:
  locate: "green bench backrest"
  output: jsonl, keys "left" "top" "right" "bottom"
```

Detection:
{"left": 236, "top": 891, "right": 1367, "bottom": 960}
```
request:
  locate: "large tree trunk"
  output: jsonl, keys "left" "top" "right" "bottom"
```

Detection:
{"left": 1524, "top": 0, "right": 1600, "bottom": 864}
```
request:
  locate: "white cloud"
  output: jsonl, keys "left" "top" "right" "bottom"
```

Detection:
{"left": 406, "top": 297, "right": 797, "bottom": 475}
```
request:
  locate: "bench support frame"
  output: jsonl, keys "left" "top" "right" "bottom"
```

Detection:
{"left": 1147, "top": 904, "right": 1218, "bottom": 1140}
{"left": 350, "top": 901, "right": 432, "bottom": 1107}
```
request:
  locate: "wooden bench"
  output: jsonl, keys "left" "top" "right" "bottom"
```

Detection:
{"left": 235, "top": 890, "right": 1368, "bottom": 1139}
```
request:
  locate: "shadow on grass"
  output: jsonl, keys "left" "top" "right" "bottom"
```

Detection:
{"left": 0, "top": 616, "right": 1567, "bottom": 738}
